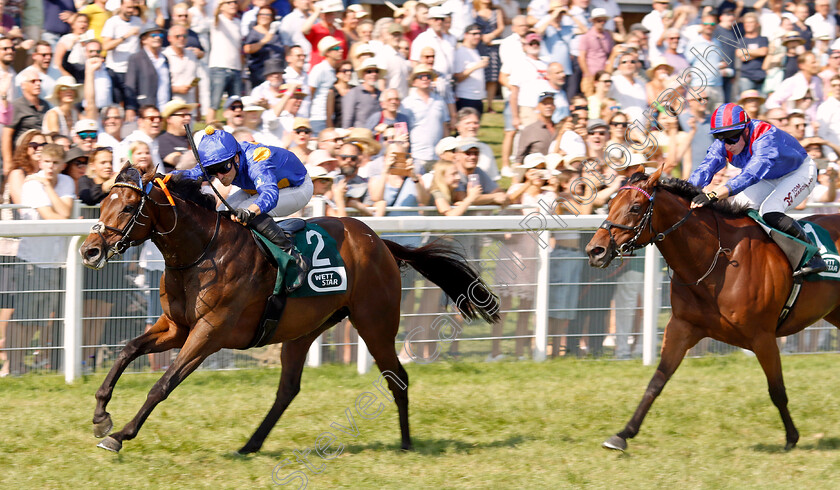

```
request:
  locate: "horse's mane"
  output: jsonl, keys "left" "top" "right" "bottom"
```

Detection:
{"left": 627, "top": 173, "right": 751, "bottom": 218}
{"left": 115, "top": 165, "right": 217, "bottom": 212}
{"left": 161, "top": 172, "right": 218, "bottom": 211}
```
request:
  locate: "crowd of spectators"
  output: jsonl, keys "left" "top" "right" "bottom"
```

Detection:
{"left": 4, "top": 0, "right": 840, "bottom": 373}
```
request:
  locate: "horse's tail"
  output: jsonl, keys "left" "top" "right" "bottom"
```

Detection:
{"left": 383, "top": 239, "right": 501, "bottom": 324}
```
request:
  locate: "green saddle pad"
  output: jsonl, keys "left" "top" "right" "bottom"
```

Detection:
{"left": 747, "top": 210, "right": 840, "bottom": 281}
{"left": 253, "top": 222, "right": 348, "bottom": 297}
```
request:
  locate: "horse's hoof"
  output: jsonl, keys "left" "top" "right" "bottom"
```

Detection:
{"left": 401, "top": 442, "right": 414, "bottom": 452}
{"left": 602, "top": 435, "right": 627, "bottom": 451}
{"left": 785, "top": 440, "right": 798, "bottom": 451}
{"left": 97, "top": 436, "right": 122, "bottom": 453}
{"left": 238, "top": 443, "right": 260, "bottom": 455}
{"left": 93, "top": 415, "right": 113, "bottom": 438}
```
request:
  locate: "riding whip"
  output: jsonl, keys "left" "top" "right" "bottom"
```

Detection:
{"left": 184, "top": 123, "right": 235, "bottom": 212}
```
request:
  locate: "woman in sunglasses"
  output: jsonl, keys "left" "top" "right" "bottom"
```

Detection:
{"left": 689, "top": 102, "right": 826, "bottom": 277}
{"left": 171, "top": 126, "right": 312, "bottom": 292}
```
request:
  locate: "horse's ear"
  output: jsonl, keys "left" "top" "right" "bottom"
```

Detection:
{"left": 141, "top": 166, "right": 156, "bottom": 185}
{"left": 646, "top": 164, "right": 665, "bottom": 187}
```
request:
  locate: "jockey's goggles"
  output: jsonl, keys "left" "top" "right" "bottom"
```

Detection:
{"left": 205, "top": 156, "right": 235, "bottom": 176}
{"left": 714, "top": 127, "right": 744, "bottom": 145}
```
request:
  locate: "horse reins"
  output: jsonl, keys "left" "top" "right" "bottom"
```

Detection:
{"left": 91, "top": 172, "right": 219, "bottom": 270}
{"left": 602, "top": 184, "right": 730, "bottom": 285}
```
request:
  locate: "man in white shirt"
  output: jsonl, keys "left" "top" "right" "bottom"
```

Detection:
{"left": 117, "top": 105, "right": 164, "bottom": 172}
{"left": 402, "top": 64, "right": 450, "bottom": 171}
{"left": 442, "top": 0, "right": 476, "bottom": 40}
{"left": 817, "top": 74, "right": 840, "bottom": 147}
{"left": 766, "top": 52, "right": 825, "bottom": 121}
{"left": 279, "top": 0, "right": 313, "bottom": 59}
{"left": 308, "top": 36, "right": 343, "bottom": 136}
{"left": 806, "top": 0, "right": 836, "bottom": 44}
{"left": 410, "top": 6, "right": 456, "bottom": 77}
{"left": 13, "top": 41, "right": 60, "bottom": 100}
{"left": 164, "top": 25, "right": 199, "bottom": 109}
{"left": 100, "top": 0, "right": 143, "bottom": 112}
{"left": 380, "top": 22, "right": 412, "bottom": 98}
{"left": 283, "top": 45, "right": 311, "bottom": 118}
{"left": 453, "top": 23, "right": 488, "bottom": 115}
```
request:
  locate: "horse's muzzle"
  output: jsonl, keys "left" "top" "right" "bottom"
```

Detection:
{"left": 585, "top": 240, "right": 615, "bottom": 268}
{"left": 80, "top": 242, "right": 107, "bottom": 270}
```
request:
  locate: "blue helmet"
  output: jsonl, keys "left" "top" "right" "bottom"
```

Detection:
{"left": 197, "top": 126, "right": 240, "bottom": 170}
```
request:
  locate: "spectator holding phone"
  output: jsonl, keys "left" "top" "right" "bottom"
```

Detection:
{"left": 368, "top": 142, "right": 429, "bottom": 217}
{"left": 366, "top": 89, "right": 412, "bottom": 138}
{"left": 452, "top": 139, "right": 508, "bottom": 206}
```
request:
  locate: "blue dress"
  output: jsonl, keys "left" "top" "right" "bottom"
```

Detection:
{"left": 475, "top": 10, "right": 501, "bottom": 83}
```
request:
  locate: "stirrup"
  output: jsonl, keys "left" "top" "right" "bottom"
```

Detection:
{"left": 793, "top": 254, "right": 828, "bottom": 278}
{"left": 285, "top": 249, "right": 310, "bottom": 293}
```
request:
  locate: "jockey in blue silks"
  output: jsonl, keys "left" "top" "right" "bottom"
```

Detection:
{"left": 688, "top": 102, "right": 826, "bottom": 277}
{"left": 174, "top": 127, "right": 313, "bottom": 291}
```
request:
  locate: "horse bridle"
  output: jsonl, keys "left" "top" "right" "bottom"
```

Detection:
{"left": 599, "top": 185, "right": 694, "bottom": 260}
{"left": 600, "top": 184, "right": 731, "bottom": 285}
{"left": 90, "top": 169, "right": 177, "bottom": 260}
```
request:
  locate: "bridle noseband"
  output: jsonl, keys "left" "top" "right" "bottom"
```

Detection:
{"left": 599, "top": 184, "right": 694, "bottom": 260}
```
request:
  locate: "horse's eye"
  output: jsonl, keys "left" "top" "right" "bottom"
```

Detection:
{"left": 630, "top": 204, "right": 641, "bottom": 214}
{"left": 122, "top": 205, "right": 135, "bottom": 214}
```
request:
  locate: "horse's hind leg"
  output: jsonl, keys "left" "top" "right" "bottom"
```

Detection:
{"left": 753, "top": 333, "right": 799, "bottom": 450}
{"left": 350, "top": 306, "right": 412, "bottom": 450}
{"left": 605, "top": 318, "right": 701, "bottom": 451}
{"left": 97, "top": 323, "right": 219, "bottom": 453}
{"left": 238, "top": 326, "right": 327, "bottom": 454}
{"left": 93, "top": 315, "right": 188, "bottom": 438}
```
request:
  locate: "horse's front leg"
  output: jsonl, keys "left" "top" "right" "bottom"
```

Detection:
{"left": 97, "top": 322, "right": 219, "bottom": 453}
{"left": 604, "top": 318, "right": 702, "bottom": 451}
{"left": 93, "top": 315, "right": 188, "bottom": 438}
{"left": 752, "top": 333, "right": 799, "bottom": 450}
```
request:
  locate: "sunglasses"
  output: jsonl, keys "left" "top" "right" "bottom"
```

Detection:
{"left": 339, "top": 154, "right": 359, "bottom": 161}
{"left": 77, "top": 131, "right": 98, "bottom": 140}
{"left": 0, "top": 46, "right": 14, "bottom": 51}
{"left": 206, "top": 158, "right": 234, "bottom": 175}
{"left": 364, "top": 69, "right": 379, "bottom": 75}
{"left": 142, "top": 115, "right": 162, "bottom": 122}
{"left": 416, "top": 73, "right": 432, "bottom": 80}
{"left": 69, "top": 159, "right": 88, "bottom": 167}
{"left": 172, "top": 34, "right": 187, "bottom": 39}
{"left": 703, "top": 22, "right": 717, "bottom": 26}
{"left": 295, "top": 128, "right": 312, "bottom": 134}
{"left": 599, "top": 79, "right": 612, "bottom": 84}
{"left": 528, "top": 41, "right": 541, "bottom": 46}
{"left": 229, "top": 104, "right": 244, "bottom": 111}
{"left": 573, "top": 105, "right": 587, "bottom": 111}
{"left": 28, "top": 142, "right": 46, "bottom": 149}
{"left": 339, "top": 68, "right": 354, "bottom": 73}
{"left": 611, "top": 121, "right": 628, "bottom": 128}
{"left": 328, "top": 45, "right": 342, "bottom": 51}
{"left": 149, "top": 33, "right": 165, "bottom": 39}
{"left": 717, "top": 129, "right": 744, "bottom": 145}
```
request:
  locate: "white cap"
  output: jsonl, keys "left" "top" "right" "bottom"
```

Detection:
{"left": 590, "top": 8, "right": 609, "bottom": 19}
{"left": 428, "top": 6, "right": 450, "bottom": 18}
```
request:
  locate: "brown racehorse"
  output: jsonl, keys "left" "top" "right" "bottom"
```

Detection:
{"left": 79, "top": 165, "right": 499, "bottom": 454}
{"left": 586, "top": 167, "right": 840, "bottom": 452}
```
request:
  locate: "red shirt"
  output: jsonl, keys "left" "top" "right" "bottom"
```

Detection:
{"left": 305, "top": 23, "right": 348, "bottom": 68}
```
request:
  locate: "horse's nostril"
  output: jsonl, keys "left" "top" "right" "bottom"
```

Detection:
{"left": 590, "top": 247, "right": 605, "bottom": 257}
{"left": 85, "top": 247, "right": 101, "bottom": 260}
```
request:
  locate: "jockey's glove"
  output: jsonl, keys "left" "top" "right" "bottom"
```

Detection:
{"left": 233, "top": 207, "right": 256, "bottom": 225}
{"left": 691, "top": 191, "right": 718, "bottom": 207}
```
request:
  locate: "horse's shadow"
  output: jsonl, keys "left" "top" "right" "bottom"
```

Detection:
{"left": 250, "top": 435, "right": 529, "bottom": 459}
{"left": 750, "top": 437, "right": 840, "bottom": 453}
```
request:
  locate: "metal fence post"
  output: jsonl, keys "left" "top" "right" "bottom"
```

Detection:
{"left": 64, "top": 235, "right": 85, "bottom": 383}
{"left": 533, "top": 230, "right": 550, "bottom": 361}
{"left": 642, "top": 246, "right": 660, "bottom": 366}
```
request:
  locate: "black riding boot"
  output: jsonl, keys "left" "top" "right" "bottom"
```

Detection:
{"left": 250, "top": 214, "right": 310, "bottom": 292}
{"left": 763, "top": 212, "right": 827, "bottom": 278}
